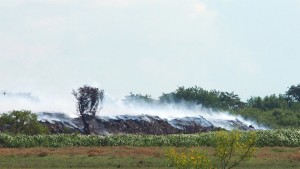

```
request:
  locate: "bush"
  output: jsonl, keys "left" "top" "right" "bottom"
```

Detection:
{"left": 166, "top": 148, "right": 213, "bottom": 169}
{"left": 215, "top": 131, "right": 256, "bottom": 169}
{"left": 166, "top": 131, "right": 257, "bottom": 169}
{"left": 0, "top": 110, "right": 48, "bottom": 135}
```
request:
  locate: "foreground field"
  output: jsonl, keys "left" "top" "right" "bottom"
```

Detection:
{"left": 0, "top": 146, "right": 299, "bottom": 169}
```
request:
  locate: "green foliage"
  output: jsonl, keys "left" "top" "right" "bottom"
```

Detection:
{"left": 159, "top": 92, "right": 179, "bottom": 103}
{"left": 166, "top": 131, "right": 256, "bottom": 169}
{"left": 236, "top": 108, "right": 300, "bottom": 128}
{"left": 124, "top": 92, "right": 155, "bottom": 103}
{"left": 157, "top": 85, "right": 300, "bottom": 128}
{"left": 215, "top": 131, "right": 256, "bottom": 169}
{"left": 215, "top": 91, "right": 244, "bottom": 110}
{"left": 0, "top": 110, "right": 48, "bottom": 135}
{"left": 246, "top": 94, "right": 289, "bottom": 110}
{"left": 166, "top": 148, "right": 213, "bottom": 169}
{"left": 286, "top": 84, "right": 300, "bottom": 102}
{"left": 159, "top": 86, "right": 243, "bottom": 111}
{"left": 0, "top": 130, "right": 299, "bottom": 148}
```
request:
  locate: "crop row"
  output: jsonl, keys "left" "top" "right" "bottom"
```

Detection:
{"left": 0, "top": 129, "right": 299, "bottom": 148}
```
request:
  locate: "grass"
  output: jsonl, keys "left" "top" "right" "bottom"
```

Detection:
{"left": 0, "top": 156, "right": 169, "bottom": 169}
{"left": 236, "top": 146, "right": 300, "bottom": 169}
{"left": 0, "top": 146, "right": 299, "bottom": 168}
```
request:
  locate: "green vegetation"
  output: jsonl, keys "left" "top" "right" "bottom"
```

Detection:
{"left": 0, "top": 130, "right": 299, "bottom": 148}
{"left": 124, "top": 92, "right": 155, "bottom": 103}
{"left": 0, "top": 155, "right": 169, "bottom": 169}
{"left": 159, "top": 86, "right": 244, "bottom": 111}
{"left": 166, "top": 131, "right": 256, "bottom": 169}
{"left": 130, "top": 84, "right": 300, "bottom": 128}
{"left": 0, "top": 146, "right": 299, "bottom": 169}
{"left": 214, "top": 131, "right": 256, "bottom": 169}
{"left": 1, "top": 86, "right": 299, "bottom": 169}
{"left": 0, "top": 110, "right": 48, "bottom": 135}
{"left": 166, "top": 148, "right": 213, "bottom": 169}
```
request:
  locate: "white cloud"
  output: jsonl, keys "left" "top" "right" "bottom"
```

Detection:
{"left": 188, "top": 1, "right": 217, "bottom": 20}
{"left": 31, "top": 16, "right": 66, "bottom": 29}
{"left": 90, "top": 0, "right": 136, "bottom": 6}
{"left": 89, "top": 0, "right": 162, "bottom": 6}
{"left": 195, "top": 2, "right": 206, "bottom": 13}
{"left": 0, "top": 0, "right": 72, "bottom": 7}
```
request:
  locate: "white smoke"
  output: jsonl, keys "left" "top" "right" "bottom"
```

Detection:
{"left": 100, "top": 95, "right": 267, "bottom": 130}
{"left": 0, "top": 91, "right": 267, "bottom": 130}
{"left": 0, "top": 91, "right": 77, "bottom": 117}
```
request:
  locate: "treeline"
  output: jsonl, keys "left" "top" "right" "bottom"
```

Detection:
{"left": 125, "top": 87, "right": 244, "bottom": 110}
{"left": 126, "top": 84, "right": 300, "bottom": 128}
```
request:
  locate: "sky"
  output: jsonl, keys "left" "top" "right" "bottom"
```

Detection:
{"left": 1, "top": 0, "right": 300, "bottom": 104}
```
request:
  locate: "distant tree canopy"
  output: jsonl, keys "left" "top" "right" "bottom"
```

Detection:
{"left": 246, "top": 94, "right": 289, "bottom": 110}
{"left": 124, "top": 92, "right": 155, "bottom": 103}
{"left": 156, "top": 85, "right": 300, "bottom": 128}
{"left": 75, "top": 84, "right": 300, "bottom": 129}
{"left": 159, "top": 86, "right": 244, "bottom": 110}
{"left": 0, "top": 110, "right": 48, "bottom": 135}
{"left": 237, "top": 84, "right": 300, "bottom": 128}
{"left": 286, "top": 84, "right": 300, "bottom": 102}
{"left": 72, "top": 85, "right": 104, "bottom": 134}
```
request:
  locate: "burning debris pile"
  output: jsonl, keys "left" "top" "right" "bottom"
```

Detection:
{"left": 1, "top": 89, "right": 266, "bottom": 135}
{"left": 38, "top": 112, "right": 255, "bottom": 135}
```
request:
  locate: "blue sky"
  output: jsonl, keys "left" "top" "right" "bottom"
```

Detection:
{"left": 1, "top": 0, "right": 300, "bottom": 102}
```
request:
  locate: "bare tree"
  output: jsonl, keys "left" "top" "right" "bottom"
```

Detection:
{"left": 72, "top": 85, "right": 104, "bottom": 134}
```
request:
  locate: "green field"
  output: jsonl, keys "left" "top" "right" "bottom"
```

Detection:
{"left": 0, "top": 146, "right": 299, "bottom": 169}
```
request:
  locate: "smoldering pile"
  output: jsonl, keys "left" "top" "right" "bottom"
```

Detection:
{"left": 1, "top": 91, "right": 264, "bottom": 135}
{"left": 38, "top": 112, "right": 255, "bottom": 135}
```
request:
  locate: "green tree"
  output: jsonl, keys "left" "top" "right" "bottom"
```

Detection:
{"left": 159, "top": 92, "right": 179, "bottom": 103}
{"left": 213, "top": 91, "right": 244, "bottom": 110}
{"left": 0, "top": 110, "right": 48, "bottom": 135}
{"left": 286, "top": 84, "right": 300, "bottom": 102}
{"left": 247, "top": 96, "right": 263, "bottom": 109}
{"left": 246, "top": 94, "right": 289, "bottom": 110}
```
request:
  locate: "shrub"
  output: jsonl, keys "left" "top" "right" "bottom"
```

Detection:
{"left": 215, "top": 131, "right": 256, "bottom": 169}
{"left": 166, "top": 131, "right": 257, "bottom": 169}
{"left": 0, "top": 110, "right": 48, "bottom": 135}
{"left": 166, "top": 148, "right": 213, "bottom": 169}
